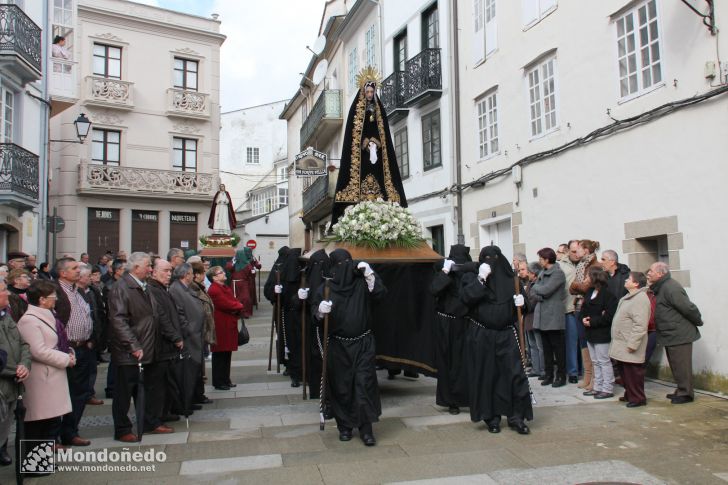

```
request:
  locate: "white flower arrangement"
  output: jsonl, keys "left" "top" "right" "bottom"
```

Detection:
{"left": 330, "top": 200, "right": 424, "bottom": 249}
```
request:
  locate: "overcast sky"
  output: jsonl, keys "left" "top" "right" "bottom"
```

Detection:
{"left": 136, "top": 0, "right": 325, "bottom": 111}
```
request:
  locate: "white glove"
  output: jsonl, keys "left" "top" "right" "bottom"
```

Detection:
{"left": 514, "top": 294, "right": 525, "bottom": 307}
{"left": 298, "top": 288, "right": 309, "bottom": 300}
{"left": 274, "top": 284, "right": 283, "bottom": 294}
{"left": 318, "top": 300, "right": 332, "bottom": 314}
{"left": 251, "top": 268, "right": 256, "bottom": 274}
{"left": 442, "top": 259, "right": 454, "bottom": 274}
{"left": 478, "top": 263, "right": 491, "bottom": 282}
{"left": 357, "top": 261, "right": 374, "bottom": 277}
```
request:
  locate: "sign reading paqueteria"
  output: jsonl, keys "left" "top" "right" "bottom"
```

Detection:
{"left": 295, "top": 147, "right": 327, "bottom": 176}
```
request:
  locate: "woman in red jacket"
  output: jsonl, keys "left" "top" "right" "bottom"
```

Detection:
{"left": 226, "top": 249, "right": 260, "bottom": 318}
{"left": 207, "top": 265, "right": 244, "bottom": 390}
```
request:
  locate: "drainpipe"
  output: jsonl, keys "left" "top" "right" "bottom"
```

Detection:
{"left": 39, "top": 0, "right": 51, "bottom": 262}
{"left": 451, "top": 0, "right": 464, "bottom": 245}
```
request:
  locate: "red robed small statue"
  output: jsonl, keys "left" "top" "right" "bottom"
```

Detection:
{"left": 208, "top": 184, "right": 237, "bottom": 235}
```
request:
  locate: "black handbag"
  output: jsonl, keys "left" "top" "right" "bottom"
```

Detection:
{"left": 237, "top": 318, "right": 250, "bottom": 346}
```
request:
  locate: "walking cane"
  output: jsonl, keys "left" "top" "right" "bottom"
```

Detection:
{"left": 319, "top": 278, "right": 332, "bottom": 430}
{"left": 300, "top": 269, "right": 308, "bottom": 400}
{"left": 257, "top": 257, "right": 262, "bottom": 305}
{"left": 275, "top": 268, "right": 283, "bottom": 374}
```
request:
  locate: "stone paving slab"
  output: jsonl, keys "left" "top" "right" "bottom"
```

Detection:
{"left": 179, "top": 453, "right": 283, "bottom": 475}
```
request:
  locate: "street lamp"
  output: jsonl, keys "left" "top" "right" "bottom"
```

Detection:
{"left": 50, "top": 113, "right": 93, "bottom": 143}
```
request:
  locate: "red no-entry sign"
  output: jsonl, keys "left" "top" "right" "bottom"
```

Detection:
{"left": 246, "top": 239, "right": 257, "bottom": 249}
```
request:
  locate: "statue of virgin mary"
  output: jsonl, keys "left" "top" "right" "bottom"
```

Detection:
{"left": 208, "top": 183, "right": 237, "bottom": 236}
{"left": 331, "top": 67, "right": 408, "bottom": 226}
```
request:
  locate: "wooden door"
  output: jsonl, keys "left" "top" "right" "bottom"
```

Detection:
{"left": 87, "top": 208, "right": 120, "bottom": 262}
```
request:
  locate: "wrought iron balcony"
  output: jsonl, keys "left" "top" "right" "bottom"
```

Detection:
{"left": 300, "top": 89, "right": 343, "bottom": 150}
{"left": 0, "top": 4, "right": 42, "bottom": 84}
{"left": 84, "top": 76, "right": 134, "bottom": 110}
{"left": 78, "top": 161, "right": 216, "bottom": 201}
{"left": 0, "top": 143, "right": 39, "bottom": 211}
{"left": 301, "top": 168, "right": 338, "bottom": 223}
{"left": 166, "top": 88, "right": 210, "bottom": 119}
{"left": 404, "top": 48, "right": 442, "bottom": 108}
{"left": 380, "top": 71, "right": 409, "bottom": 124}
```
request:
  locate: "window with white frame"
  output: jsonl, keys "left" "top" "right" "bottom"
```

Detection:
{"left": 91, "top": 129, "right": 121, "bottom": 165}
{"left": 473, "top": 0, "right": 485, "bottom": 65}
{"left": 393, "top": 126, "right": 409, "bottom": 179}
{"left": 278, "top": 187, "right": 288, "bottom": 207}
{"left": 53, "top": 0, "right": 73, "bottom": 26}
{"left": 526, "top": 56, "right": 558, "bottom": 137}
{"left": 348, "top": 47, "right": 358, "bottom": 92}
{"left": 365, "top": 24, "right": 376, "bottom": 68}
{"left": 615, "top": 0, "right": 662, "bottom": 99}
{"left": 278, "top": 165, "right": 288, "bottom": 182}
{"left": 522, "top": 0, "right": 557, "bottom": 28}
{"left": 1, "top": 87, "right": 14, "bottom": 143}
{"left": 485, "top": 0, "right": 497, "bottom": 56}
{"left": 173, "top": 137, "right": 197, "bottom": 172}
{"left": 246, "top": 147, "right": 259, "bottom": 164}
{"left": 476, "top": 90, "right": 499, "bottom": 159}
{"left": 422, "top": 110, "right": 442, "bottom": 171}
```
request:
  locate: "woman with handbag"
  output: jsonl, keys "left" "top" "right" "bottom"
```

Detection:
{"left": 16, "top": 280, "right": 75, "bottom": 447}
{"left": 207, "top": 266, "right": 244, "bottom": 391}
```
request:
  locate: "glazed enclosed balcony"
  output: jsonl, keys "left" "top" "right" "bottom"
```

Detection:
{"left": 84, "top": 76, "right": 134, "bottom": 110}
{"left": 404, "top": 48, "right": 442, "bottom": 108}
{"left": 300, "top": 89, "right": 342, "bottom": 151}
{"left": 166, "top": 88, "right": 210, "bottom": 120}
{"left": 0, "top": 4, "right": 42, "bottom": 85}
{"left": 301, "top": 168, "right": 338, "bottom": 224}
{"left": 380, "top": 71, "right": 409, "bottom": 124}
{"left": 77, "top": 161, "right": 216, "bottom": 201}
{"left": 0, "top": 143, "right": 39, "bottom": 211}
{"left": 49, "top": 59, "right": 79, "bottom": 115}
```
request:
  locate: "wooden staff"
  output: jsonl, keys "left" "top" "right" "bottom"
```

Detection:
{"left": 514, "top": 276, "right": 526, "bottom": 362}
{"left": 300, "top": 269, "right": 308, "bottom": 400}
{"left": 319, "top": 278, "right": 331, "bottom": 430}
{"left": 276, "top": 269, "right": 282, "bottom": 374}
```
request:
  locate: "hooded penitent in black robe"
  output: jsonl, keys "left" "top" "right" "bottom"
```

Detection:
{"left": 460, "top": 246, "right": 533, "bottom": 424}
{"left": 305, "top": 249, "right": 330, "bottom": 399}
{"left": 312, "top": 249, "right": 387, "bottom": 430}
{"left": 278, "top": 248, "right": 304, "bottom": 384}
{"left": 264, "top": 246, "right": 290, "bottom": 372}
{"left": 331, "top": 81, "right": 407, "bottom": 226}
{"left": 430, "top": 245, "right": 473, "bottom": 410}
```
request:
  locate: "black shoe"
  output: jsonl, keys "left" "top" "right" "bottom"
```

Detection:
{"left": 105, "top": 390, "right": 113, "bottom": 399}
{"left": 671, "top": 395, "right": 694, "bottom": 405}
{"left": 361, "top": 433, "right": 376, "bottom": 446}
{"left": 291, "top": 379, "right": 301, "bottom": 388}
{"left": 0, "top": 442, "right": 11, "bottom": 466}
{"left": 486, "top": 417, "right": 501, "bottom": 433}
{"left": 552, "top": 377, "right": 566, "bottom": 388}
{"left": 508, "top": 420, "right": 530, "bottom": 435}
{"left": 214, "top": 386, "right": 230, "bottom": 391}
{"left": 191, "top": 404, "right": 202, "bottom": 410}
{"left": 666, "top": 392, "right": 677, "bottom": 399}
{"left": 448, "top": 406, "right": 460, "bottom": 415}
{"left": 568, "top": 376, "right": 578, "bottom": 384}
{"left": 527, "top": 372, "right": 541, "bottom": 378}
{"left": 226, "top": 383, "right": 237, "bottom": 388}
{"left": 540, "top": 377, "right": 553, "bottom": 386}
{"left": 162, "top": 414, "right": 180, "bottom": 422}
{"left": 403, "top": 371, "right": 419, "bottom": 378}
{"left": 338, "top": 428, "right": 352, "bottom": 441}
{"left": 283, "top": 369, "right": 290, "bottom": 377}
{"left": 537, "top": 375, "right": 546, "bottom": 381}
{"left": 626, "top": 401, "right": 646, "bottom": 408}
{"left": 593, "top": 392, "right": 614, "bottom": 399}
{"left": 196, "top": 397, "right": 214, "bottom": 405}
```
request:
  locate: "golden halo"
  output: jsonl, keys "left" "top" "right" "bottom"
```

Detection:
{"left": 356, "top": 66, "right": 382, "bottom": 90}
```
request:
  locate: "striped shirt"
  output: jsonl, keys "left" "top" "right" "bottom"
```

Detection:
{"left": 58, "top": 280, "right": 93, "bottom": 341}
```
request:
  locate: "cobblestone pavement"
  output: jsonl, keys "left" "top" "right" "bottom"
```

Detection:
{"left": 3, "top": 304, "right": 727, "bottom": 484}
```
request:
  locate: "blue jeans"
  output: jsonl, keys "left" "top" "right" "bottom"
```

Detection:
{"left": 564, "top": 313, "right": 579, "bottom": 377}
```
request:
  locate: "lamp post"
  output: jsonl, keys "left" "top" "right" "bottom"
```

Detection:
{"left": 50, "top": 113, "right": 92, "bottom": 143}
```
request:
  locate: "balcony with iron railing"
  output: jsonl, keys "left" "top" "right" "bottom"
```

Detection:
{"left": 403, "top": 48, "right": 442, "bottom": 108}
{"left": 0, "top": 4, "right": 42, "bottom": 84}
{"left": 166, "top": 88, "right": 210, "bottom": 120}
{"left": 380, "top": 70, "right": 409, "bottom": 124}
{"left": 0, "top": 143, "right": 39, "bottom": 211}
{"left": 84, "top": 75, "right": 134, "bottom": 110}
{"left": 77, "top": 161, "right": 216, "bottom": 201}
{"left": 300, "top": 89, "right": 343, "bottom": 150}
{"left": 301, "top": 168, "right": 338, "bottom": 224}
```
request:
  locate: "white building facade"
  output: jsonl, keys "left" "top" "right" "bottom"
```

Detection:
{"left": 48, "top": 0, "right": 225, "bottom": 262}
{"left": 456, "top": 0, "right": 728, "bottom": 389}
{"left": 0, "top": 1, "right": 45, "bottom": 262}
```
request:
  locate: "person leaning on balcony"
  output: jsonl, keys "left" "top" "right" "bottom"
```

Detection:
{"left": 647, "top": 262, "right": 703, "bottom": 405}
{"left": 52, "top": 35, "right": 71, "bottom": 60}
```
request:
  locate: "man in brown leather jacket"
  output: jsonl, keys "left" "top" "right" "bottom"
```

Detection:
{"left": 108, "top": 252, "right": 165, "bottom": 441}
